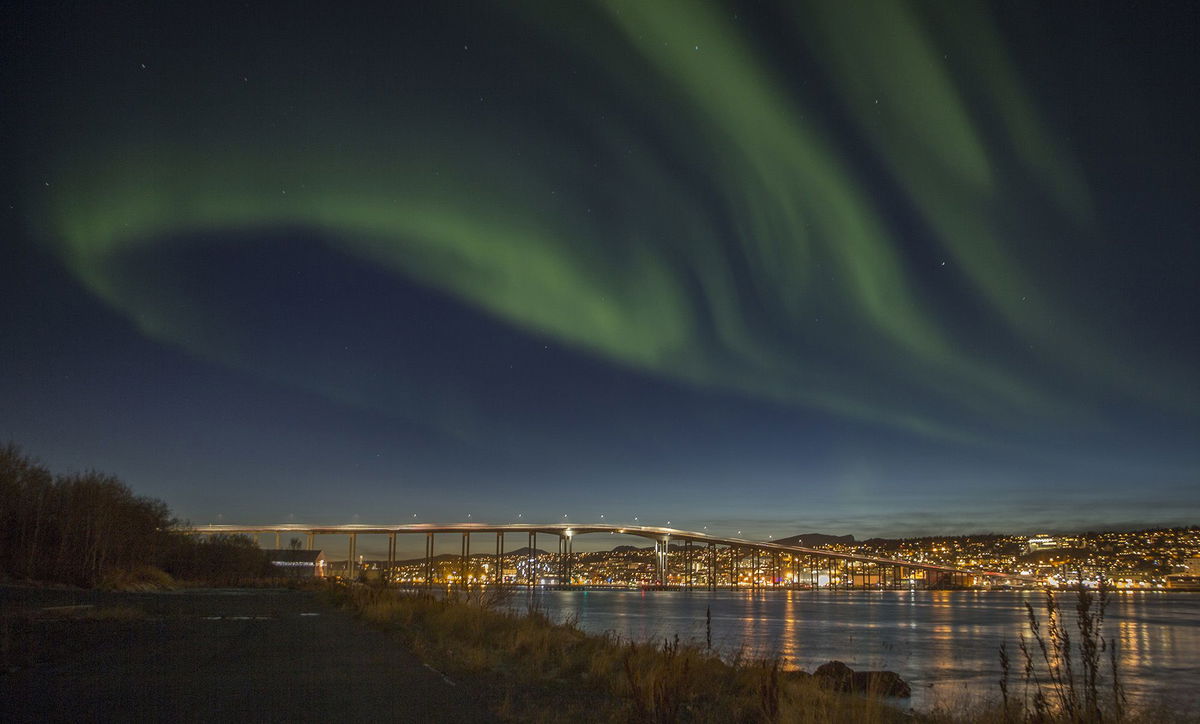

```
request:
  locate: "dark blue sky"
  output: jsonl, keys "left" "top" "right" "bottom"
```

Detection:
{"left": 2, "top": 1, "right": 1197, "bottom": 542}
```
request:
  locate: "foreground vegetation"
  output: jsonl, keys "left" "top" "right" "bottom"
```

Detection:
{"left": 331, "top": 583, "right": 1190, "bottom": 724}
{"left": 0, "top": 444, "right": 271, "bottom": 587}
{"left": 330, "top": 584, "right": 910, "bottom": 723}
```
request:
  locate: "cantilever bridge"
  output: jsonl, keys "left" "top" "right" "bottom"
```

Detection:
{"left": 190, "top": 522, "right": 1032, "bottom": 589}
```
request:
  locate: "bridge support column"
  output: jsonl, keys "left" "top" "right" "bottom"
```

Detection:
{"left": 528, "top": 532, "right": 537, "bottom": 587}
{"left": 274, "top": 531, "right": 281, "bottom": 549}
{"left": 461, "top": 532, "right": 470, "bottom": 588}
{"left": 558, "top": 534, "right": 573, "bottom": 586}
{"left": 652, "top": 540, "right": 661, "bottom": 586}
{"left": 425, "top": 532, "right": 434, "bottom": 588}
{"left": 384, "top": 535, "right": 393, "bottom": 585}
{"left": 660, "top": 537, "right": 669, "bottom": 586}
{"left": 306, "top": 532, "right": 314, "bottom": 550}
{"left": 348, "top": 533, "right": 357, "bottom": 580}
{"left": 387, "top": 533, "right": 396, "bottom": 585}
{"left": 495, "top": 532, "right": 503, "bottom": 586}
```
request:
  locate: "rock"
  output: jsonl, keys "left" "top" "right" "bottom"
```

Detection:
{"left": 812, "top": 660, "right": 911, "bottom": 698}
{"left": 813, "top": 660, "right": 855, "bottom": 690}
{"left": 851, "top": 670, "right": 911, "bottom": 698}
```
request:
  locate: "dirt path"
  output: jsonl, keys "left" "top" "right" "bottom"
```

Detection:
{"left": 1, "top": 586, "right": 495, "bottom": 723}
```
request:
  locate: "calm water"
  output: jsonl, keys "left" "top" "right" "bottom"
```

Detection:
{"left": 520, "top": 589, "right": 1200, "bottom": 712}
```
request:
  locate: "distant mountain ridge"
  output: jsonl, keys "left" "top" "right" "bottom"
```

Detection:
{"left": 771, "top": 533, "right": 856, "bottom": 547}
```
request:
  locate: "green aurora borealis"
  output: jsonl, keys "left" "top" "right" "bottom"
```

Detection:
{"left": 4, "top": 1, "right": 1198, "bottom": 531}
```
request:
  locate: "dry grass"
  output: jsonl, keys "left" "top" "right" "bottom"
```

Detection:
{"left": 97, "top": 566, "right": 177, "bottom": 592}
{"left": 331, "top": 585, "right": 912, "bottom": 723}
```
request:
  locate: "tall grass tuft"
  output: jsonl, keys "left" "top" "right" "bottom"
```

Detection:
{"left": 998, "top": 578, "right": 1127, "bottom": 723}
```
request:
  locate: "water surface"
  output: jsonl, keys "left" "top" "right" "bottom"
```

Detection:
{"left": 521, "top": 589, "right": 1200, "bottom": 712}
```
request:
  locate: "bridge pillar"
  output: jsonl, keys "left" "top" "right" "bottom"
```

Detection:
{"left": 425, "top": 532, "right": 434, "bottom": 587}
{"left": 348, "top": 533, "right": 357, "bottom": 580}
{"left": 460, "top": 532, "right": 470, "bottom": 588}
{"left": 387, "top": 532, "right": 396, "bottom": 585}
{"left": 306, "top": 532, "right": 314, "bottom": 550}
{"left": 528, "top": 532, "right": 537, "bottom": 587}
{"left": 652, "top": 540, "right": 660, "bottom": 586}
{"left": 557, "top": 534, "right": 574, "bottom": 586}
{"left": 660, "top": 537, "right": 669, "bottom": 586}
{"left": 274, "top": 531, "right": 281, "bottom": 549}
{"left": 495, "top": 531, "right": 503, "bottom": 586}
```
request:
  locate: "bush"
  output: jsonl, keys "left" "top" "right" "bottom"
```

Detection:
{"left": 99, "top": 566, "right": 177, "bottom": 591}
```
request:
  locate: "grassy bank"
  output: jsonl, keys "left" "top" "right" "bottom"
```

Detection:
{"left": 331, "top": 585, "right": 1191, "bottom": 723}
{"left": 330, "top": 585, "right": 912, "bottom": 723}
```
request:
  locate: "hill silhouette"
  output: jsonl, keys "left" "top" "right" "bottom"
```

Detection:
{"left": 772, "top": 533, "right": 856, "bottom": 547}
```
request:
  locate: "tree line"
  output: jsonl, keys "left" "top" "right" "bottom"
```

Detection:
{"left": 0, "top": 443, "right": 271, "bottom": 586}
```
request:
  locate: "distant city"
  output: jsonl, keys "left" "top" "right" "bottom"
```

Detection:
{"left": 307, "top": 527, "right": 1200, "bottom": 590}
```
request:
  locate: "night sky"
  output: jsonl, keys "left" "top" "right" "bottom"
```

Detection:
{"left": 3, "top": 1, "right": 1197, "bottom": 544}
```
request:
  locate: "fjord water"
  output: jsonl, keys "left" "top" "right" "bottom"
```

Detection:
{"left": 526, "top": 589, "right": 1200, "bottom": 712}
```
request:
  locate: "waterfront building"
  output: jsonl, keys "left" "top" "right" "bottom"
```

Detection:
{"left": 264, "top": 549, "right": 326, "bottom": 578}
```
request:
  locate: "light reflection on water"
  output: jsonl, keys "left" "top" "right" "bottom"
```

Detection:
{"left": 522, "top": 590, "right": 1200, "bottom": 712}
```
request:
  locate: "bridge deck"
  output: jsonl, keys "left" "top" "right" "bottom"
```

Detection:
{"left": 189, "top": 522, "right": 1026, "bottom": 580}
